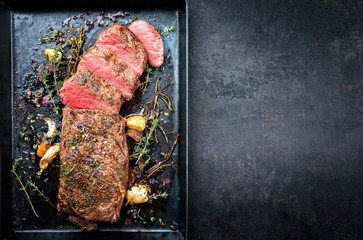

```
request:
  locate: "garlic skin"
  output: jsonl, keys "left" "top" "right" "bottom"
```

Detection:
{"left": 37, "top": 140, "right": 51, "bottom": 158}
{"left": 44, "top": 118, "right": 57, "bottom": 138}
{"left": 37, "top": 144, "right": 60, "bottom": 175}
{"left": 126, "top": 184, "right": 150, "bottom": 205}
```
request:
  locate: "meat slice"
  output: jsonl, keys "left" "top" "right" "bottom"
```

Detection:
{"left": 68, "top": 215, "right": 98, "bottom": 232}
{"left": 57, "top": 108, "right": 129, "bottom": 224}
{"left": 95, "top": 24, "right": 147, "bottom": 77}
{"left": 128, "top": 20, "right": 164, "bottom": 67}
{"left": 60, "top": 71, "right": 124, "bottom": 114}
{"left": 77, "top": 46, "right": 140, "bottom": 100}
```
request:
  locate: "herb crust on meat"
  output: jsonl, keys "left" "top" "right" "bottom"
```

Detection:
{"left": 57, "top": 108, "right": 129, "bottom": 224}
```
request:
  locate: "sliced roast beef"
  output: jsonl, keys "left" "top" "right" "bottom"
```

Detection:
{"left": 77, "top": 46, "right": 140, "bottom": 100}
{"left": 95, "top": 24, "right": 147, "bottom": 77}
{"left": 128, "top": 20, "right": 164, "bottom": 67}
{"left": 57, "top": 108, "right": 129, "bottom": 224}
{"left": 60, "top": 71, "right": 124, "bottom": 114}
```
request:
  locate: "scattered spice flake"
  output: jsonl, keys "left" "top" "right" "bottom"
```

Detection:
{"left": 45, "top": 101, "right": 53, "bottom": 107}
{"left": 170, "top": 223, "right": 177, "bottom": 231}
{"left": 163, "top": 178, "right": 171, "bottom": 184}
{"left": 68, "top": 30, "right": 78, "bottom": 38}
{"left": 71, "top": 149, "right": 78, "bottom": 154}
{"left": 125, "top": 219, "right": 134, "bottom": 226}
{"left": 128, "top": 16, "right": 138, "bottom": 24}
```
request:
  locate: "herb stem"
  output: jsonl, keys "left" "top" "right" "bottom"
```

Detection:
{"left": 140, "top": 132, "right": 179, "bottom": 183}
{"left": 28, "top": 180, "right": 56, "bottom": 208}
{"left": 12, "top": 171, "right": 39, "bottom": 218}
{"left": 53, "top": 64, "right": 60, "bottom": 96}
{"left": 67, "top": 26, "right": 84, "bottom": 78}
{"left": 40, "top": 77, "right": 58, "bottom": 111}
{"left": 135, "top": 119, "right": 158, "bottom": 165}
{"left": 141, "top": 68, "right": 153, "bottom": 94}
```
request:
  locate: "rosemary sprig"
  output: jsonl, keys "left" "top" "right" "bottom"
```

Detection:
{"left": 141, "top": 68, "right": 153, "bottom": 94}
{"left": 153, "top": 76, "right": 173, "bottom": 112}
{"left": 140, "top": 132, "right": 179, "bottom": 183}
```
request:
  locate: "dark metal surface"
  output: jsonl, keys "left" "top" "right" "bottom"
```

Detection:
{"left": 0, "top": 1, "right": 187, "bottom": 239}
{"left": 188, "top": 0, "right": 363, "bottom": 239}
{"left": 0, "top": 3, "right": 13, "bottom": 239}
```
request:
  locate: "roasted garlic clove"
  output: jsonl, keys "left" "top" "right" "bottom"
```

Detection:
{"left": 126, "top": 116, "right": 146, "bottom": 132}
{"left": 126, "top": 184, "right": 150, "bottom": 205}
{"left": 44, "top": 48, "right": 62, "bottom": 63}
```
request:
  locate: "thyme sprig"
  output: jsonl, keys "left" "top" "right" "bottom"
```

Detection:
{"left": 147, "top": 191, "right": 169, "bottom": 204}
{"left": 128, "top": 16, "right": 138, "bottom": 24}
{"left": 38, "top": 29, "right": 59, "bottom": 43}
{"left": 131, "top": 117, "right": 159, "bottom": 165}
{"left": 27, "top": 180, "right": 55, "bottom": 208}
{"left": 155, "top": 26, "right": 175, "bottom": 39}
{"left": 37, "top": 62, "right": 61, "bottom": 116}
{"left": 131, "top": 76, "right": 173, "bottom": 166}
{"left": 11, "top": 156, "right": 39, "bottom": 218}
{"left": 66, "top": 26, "right": 85, "bottom": 78}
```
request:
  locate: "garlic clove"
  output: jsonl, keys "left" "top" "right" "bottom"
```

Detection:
{"left": 126, "top": 116, "right": 146, "bottom": 132}
{"left": 126, "top": 184, "right": 150, "bottom": 205}
{"left": 44, "top": 48, "right": 62, "bottom": 63}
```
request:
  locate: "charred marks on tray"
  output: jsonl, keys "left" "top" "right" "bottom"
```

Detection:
{"left": 166, "top": 49, "right": 172, "bottom": 64}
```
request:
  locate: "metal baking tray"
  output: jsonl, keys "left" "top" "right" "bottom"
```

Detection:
{"left": 0, "top": 1, "right": 188, "bottom": 239}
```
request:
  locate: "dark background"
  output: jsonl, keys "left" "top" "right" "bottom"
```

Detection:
{"left": 187, "top": 0, "right": 363, "bottom": 239}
